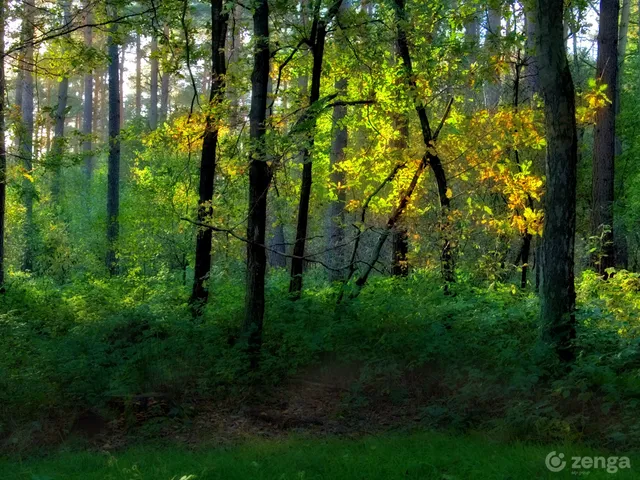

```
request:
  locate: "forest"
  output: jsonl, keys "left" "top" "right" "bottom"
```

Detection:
{"left": 1, "top": 0, "right": 640, "bottom": 477}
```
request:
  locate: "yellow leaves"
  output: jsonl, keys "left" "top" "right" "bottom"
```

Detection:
{"left": 577, "top": 79, "right": 611, "bottom": 125}
{"left": 445, "top": 187, "right": 453, "bottom": 199}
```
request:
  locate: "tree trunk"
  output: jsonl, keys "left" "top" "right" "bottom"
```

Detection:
{"left": 243, "top": 0, "right": 270, "bottom": 368}
{"left": 390, "top": 113, "right": 409, "bottom": 277}
{"left": 21, "top": 0, "right": 35, "bottom": 272}
{"left": 190, "top": 0, "right": 229, "bottom": 311}
{"left": 326, "top": 78, "right": 348, "bottom": 281}
{"left": 106, "top": 19, "right": 121, "bottom": 275}
{"left": 485, "top": 5, "right": 502, "bottom": 108}
{"left": 614, "top": 0, "right": 630, "bottom": 268}
{"left": 289, "top": 0, "right": 344, "bottom": 296}
{"left": 160, "top": 24, "right": 170, "bottom": 123}
{"left": 135, "top": 33, "right": 142, "bottom": 117}
{"left": 51, "top": 0, "right": 71, "bottom": 204}
{"left": 83, "top": 3, "right": 94, "bottom": 179}
{"left": 119, "top": 39, "right": 126, "bottom": 128}
{"left": 149, "top": 36, "right": 158, "bottom": 130}
{"left": 0, "top": 0, "right": 6, "bottom": 287}
{"left": 590, "top": 0, "right": 619, "bottom": 274}
{"left": 535, "top": 0, "right": 579, "bottom": 362}
{"left": 393, "top": 0, "right": 454, "bottom": 288}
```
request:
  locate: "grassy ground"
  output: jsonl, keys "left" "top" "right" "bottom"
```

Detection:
{"left": 1, "top": 432, "right": 637, "bottom": 479}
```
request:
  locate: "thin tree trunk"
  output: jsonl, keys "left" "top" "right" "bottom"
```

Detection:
{"left": 393, "top": 0, "right": 454, "bottom": 288}
{"left": 51, "top": 0, "right": 71, "bottom": 204}
{"left": 0, "top": 0, "right": 6, "bottom": 287}
{"left": 160, "top": 24, "right": 170, "bottom": 123}
{"left": 21, "top": 0, "right": 35, "bottom": 272}
{"left": 190, "top": 0, "right": 229, "bottom": 311}
{"left": 485, "top": 5, "right": 502, "bottom": 108}
{"left": 119, "top": 39, "right": 126, "bottom": 128}
{"left": 614, "top": 0, "right": 630, "bottom": 268}
{"left": 590, "top": 0, "right": 619, "bottom": 274}
{"left": 289, "top": 0, "right": 344, "bottom": 296}
{"left": 135, "top": 33, "right": 141, "bottom": 117}
{"left": 326, "top": 78, "right": 348, "bottom": 281}
{"left": 243, "top": 0, "right": 270, "bottom": 368}
{"left": 535, "top": 0, "right": 579, "bottom": 362}
{"left": 149, "top": 36, "right": 158, "bottom": 130}
{"left": 83, "top": 2, "right": 94, "bottom": 179}
{"left": 391, "top": 114, "right": 409, "bottom": 277}
{"left": 106, "top": 19, "right": 121, "bottom": 275}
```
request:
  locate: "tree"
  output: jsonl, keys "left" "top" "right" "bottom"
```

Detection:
{"left": 243, "top": 0, "right": 270, "bottom": 367}
{"left": 51, "top": 0, "right": 72, "bottom": 203}
{"left": 535, "top": 0, "right": 579, "bottom": 361}
{"left": 83, "top": 1, "right": 94, "bottom": 179}
{"left": 590, "top": 0, "right": 619, "bottom": 274}
{"left": 20, "top": 0, "right": 36, "bottom": 272}
{"left": 190, "top": 0, "right": 229, "bottom": 311}
{"left": 289, "top": 0, "right": 344, "bottom": 296}
{"left": 149, "top": 35, "right": 159, "bottom": 129}
{"left": 106, "top": 16, "right": 121, "bottom": 275}
{"left": 0, "top": 0, "right": 6, "bottom": 286}
{"left": 135, "top": 33, "right": 142, "bottom": 117}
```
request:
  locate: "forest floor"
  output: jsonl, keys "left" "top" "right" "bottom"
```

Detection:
{"left": 2, "top": 363, "right": 639, "bottom": 478}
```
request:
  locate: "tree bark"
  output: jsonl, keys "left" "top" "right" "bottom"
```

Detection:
{"left": 83, "top": 2, "right": 94, "bottom": 179}
{"left": 135, "top": 33, "right": 142, "bottom": 117}
{"left": 106, "top": 19, "right": 121, "bottom": 275}
{"left": 535, "top": 0, "right": 579, "bottom": 362}
{"left": 20, "top": 0, "right": 35, "bottom": 272}
{"left": 160, "top": 24, "right": 170, "bottom": 123}
{"left": 289, "top": 0, "right": 344, "bottom": 296}
{"left": 119, "top": 38, "right": 126, "bottom": 128}
{"left": 50, "top": 0, "right": 71, "bottom": 204}
{"left": 243, "top": 0, "right": 270, "bottom": 368}
{"left": 149, "top": 36, "right": 159, "bottom": 130}
{"left": 326, "top": 77, "right": 348, "bottom": 281}
{"left": 590, "top": 0, "right": 619, "bottom": 274}
{"left": 190, "top": 0, "right": 229, "bottom": 311}
{"left": 485, "top": 4, "right": 502, "bottom": 108}
{"left": 0, "top": 0, "right": 6, "bottom": 286}
{"left": 393, "top": 0, "right": 454, "bottom": 288}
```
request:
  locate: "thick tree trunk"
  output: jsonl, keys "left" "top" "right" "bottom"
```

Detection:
{"left": 326, "top": 78, "right": 348, "bottom": 281}
{"left": 106, "top": 21, "right": 121, "bottom": 275}
{"left": 289, "top": 0, "right": 344, "bottom": 296}
{"left": 243, "top": 0, "right": 270, "bottom": 367}
{"left": 149, "top": 36, "right": 159, "bottom": 130}
{"left": 21, "top": 0, "right": 35, "bottom": 272}
{"left": 590, "top": 0, "right": 619, "bottom": 274}
{"left": 190, "top": 0, "right": 229, "bottom": 311}
{"left": 83, "top": 4, "right": 94, "bottom": 179}
{"left": 535, "top": 0, "right": 579, "bottom": 362}
{"left": 135, "top": 33, "right": 142, "bottom": 117}
{"left": 51, "top": 0, "right": 71, "bottom": 203}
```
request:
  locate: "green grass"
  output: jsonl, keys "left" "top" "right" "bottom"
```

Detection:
{"left": 1, "top": 432, "right": 637, "bottom": 479}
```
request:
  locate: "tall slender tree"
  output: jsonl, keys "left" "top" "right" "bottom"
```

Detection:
{"left": 106, "top": 15, "right": 121, "bottom": 275}
{"left": 149, "top": 36, "right": 159, "bottom": 129}
{"left": 535, "top": 0, "right": 579, "bottom": 361}
{"left": 289, "top": 0, "right": 344, "bottom": 296}
{"left": 20, "top": 0, "right": 35, "bottom": 272}
{"left": 0, "top": 0, "right": 6, "bottom": 287}
{"left": 590, "top": 0, "right": 619, "bottom": 274}
{"left": 83, "top": 1, "right": 94, "bottom": 179}
{"left": 190, "top": 0, "right": 229, "bottom": 310}
{"left": 243, "top": 0, "right": 270, "bottom": 367}
{"left": 51, "top": 0, "right": 72, "bottom": 203}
